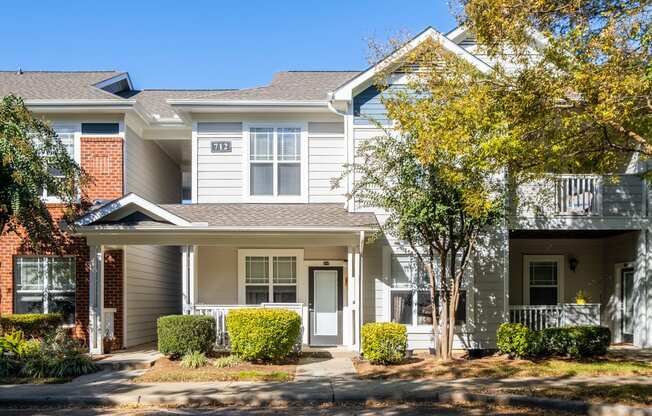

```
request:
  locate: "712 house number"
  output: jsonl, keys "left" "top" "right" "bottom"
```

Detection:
{"left": 211, "top": 141, "right": 232, "bottom": 153}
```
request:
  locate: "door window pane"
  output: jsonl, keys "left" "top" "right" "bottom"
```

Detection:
{"left": 273, "top": 286, "right": 297, "bottom": 303}
{"left": 391, "top": 291, "right": 413, "bottom": 325}
{"left": 278, "top": 164, "right": 300, "bottom": 195}
{"left": 245, "top": 285, "right": 269, "bottom": 305}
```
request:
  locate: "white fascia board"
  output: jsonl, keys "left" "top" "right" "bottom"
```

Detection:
{"left": 75, "top": 193, "right": 192, "bottom": 227}
{"left": 25, "top": 99, "right": 136, "bottom": 113}
{"left": 76, "top": 225, "right": 378, "bottom": 233}
{"left": 92, "top": 72, "right": 133, "bottom": 91}
{"left": 330, "top": 26, "right": 493, "bottom": 101}
{"left": 446, "top": 25, "right": 469, "bottom": 43}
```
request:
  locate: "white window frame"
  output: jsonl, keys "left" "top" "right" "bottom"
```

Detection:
{"left": 243, "top": 122, "right": 309, "bottom": 203}
{"left": 523, "top": 255, "right": 565, "bottom": 305}
{"left": 13, "top": 256, "right": 76, "bottom": 324}
{"left": 382, "top": 248, "right": 471, "bottom": 330}
{"left": 237, "top": 249, "right": 305, "bottom": 304}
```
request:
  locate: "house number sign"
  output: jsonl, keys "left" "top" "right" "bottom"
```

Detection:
{"left": 211, "top": 141, "right": 232, "bottom": 153}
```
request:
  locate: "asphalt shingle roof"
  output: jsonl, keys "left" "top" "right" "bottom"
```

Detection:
{"left": 0, "top": 71, "right": 126, "bottom": 100}
{"left": 159, "top": 203, "right": 377, "bottom": 229}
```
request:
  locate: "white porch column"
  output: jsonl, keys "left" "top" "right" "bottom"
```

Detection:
{"left": 88, "top": 245, "right": 104, "bottom": 355}
{"left": 352, "top": 231, "right": 365, "bottom": 353}
{"left": 182, "top": 245, "right": 197, "bottom": 314}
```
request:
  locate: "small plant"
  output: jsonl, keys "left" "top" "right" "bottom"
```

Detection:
{"left": 50, "top": 350, "right": 98, "bottom": 377}
{"left": 213, "top": 355, "right": 242, "bottom": 368}
{"left": 361, "top": 322, "right": 407, "bottom": 365}
{"left": 575, "top": 290, "right": 589, "bottom": 304}
{"left": 157, "top": 315, "right": 216, "bottom": 358}
{"left": 227, "top": 309, "right": 301, "bottom": 362}
{"left": 180, "top": 351, "right": 208, "bottom": 369}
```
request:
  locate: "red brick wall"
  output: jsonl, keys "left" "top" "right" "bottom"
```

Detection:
{"left": 80, "top": 137, "right": 124, "bottom": 201}
{"left": 0, "top": 135, "right": 124, "bottom": 348}
{"left": 103, "top": 250, "right": 124, "bottom": 349}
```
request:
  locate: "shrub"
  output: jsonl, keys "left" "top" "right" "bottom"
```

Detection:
{"left": 566, "top": 326, "right": 611, "bottom": 359}
{"left": 540, "top": 327, "right": 572, "bottom": 356}
{"left": 497, "top": 323, "right": 540, "bottom": 358}
{"left": 226, "top": 309, "right": 301, "bottom": 362}
{"left": 0, "top": 314, "right": 63, "bottom": 338}
{"left": 180, "top": 351, "right": 208, "bottom": 369}
{"left": 157, "top": 315, "right": 216, "bottom": 358}
{"left": 49, "top": 350, "right": 97, "bottom": 378}
{"left": 213, "top": 355, "right": 242, "bottom": 368}
{"left": 361, "top": 322, "right": 407, "bottom": 365}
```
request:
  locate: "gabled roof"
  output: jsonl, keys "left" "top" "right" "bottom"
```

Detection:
{"left": 0, "top": 70, "right": 129, "bottom": 100}
{"left": 74, "top": 194, "right": 377, "bottom": 232}
{"left": 330, "top": 27, "right": 493, "bottom": 101}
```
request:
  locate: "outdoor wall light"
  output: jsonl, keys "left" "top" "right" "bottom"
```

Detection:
{"left": 569, "top": 257, "right": 578, "bottom": 272}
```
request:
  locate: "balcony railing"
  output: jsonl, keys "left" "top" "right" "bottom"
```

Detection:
{"left": 556, "top": 175, "right": 602, "bottom": 216}
{"left": 190, "top": 303, "right": 306, "bottom": 347}
{"left": 509, "top": 304, "right": 601, "bottom": 331}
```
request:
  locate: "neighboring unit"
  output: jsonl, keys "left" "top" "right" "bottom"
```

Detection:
{"left": 1, "top": 26, "right": 651, "bottom": 354}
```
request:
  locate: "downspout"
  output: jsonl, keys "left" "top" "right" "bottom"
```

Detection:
{"left": 327, "top": 95, "right": 351, "bottom": 210}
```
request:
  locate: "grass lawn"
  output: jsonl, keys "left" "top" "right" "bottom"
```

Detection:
{"left": 505, "top": 384, "right": 652, "bottom": 407}
{"left": 354, "top": 352, "right": 652, "bottom": 380}
{"left": 0, "top": 376, "right": 71, "bottom": 385}
{"left": 133, "top": 356, "right": 295, "bottom": 383}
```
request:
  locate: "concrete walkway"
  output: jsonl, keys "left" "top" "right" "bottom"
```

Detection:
{"left": 295, "top": 348, "right": 356, "bottom": 382}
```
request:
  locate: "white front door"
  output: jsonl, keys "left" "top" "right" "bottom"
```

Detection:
{"left": 309, "top": 267, "right": 342, "bottom": 345}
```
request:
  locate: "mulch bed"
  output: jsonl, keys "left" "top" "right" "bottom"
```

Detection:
{"left": 133, "top": 356, "right": 297, "bottom": 383}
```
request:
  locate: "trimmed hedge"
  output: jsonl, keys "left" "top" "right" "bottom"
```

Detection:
{"left": 0, "top": 314, "right": 63, "bottom": 339}
{"left": 157, "top": 315, "right": 216, "bottom": 358}
{"left": 361, "top": 322, "right": 407, "bottom": 365}
{"left": 226, "top": 309, "right": 301, "bottom": 362}
{"left": 497, "top": 323, "right": 611, "bottom": 359}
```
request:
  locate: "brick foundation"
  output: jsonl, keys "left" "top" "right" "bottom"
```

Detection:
{"left": 0, "top": 135, "right": 125, "bottom": 349}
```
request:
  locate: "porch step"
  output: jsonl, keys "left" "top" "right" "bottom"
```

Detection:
{"left": 94, "top": 346, "right": 161, "bottom": 371}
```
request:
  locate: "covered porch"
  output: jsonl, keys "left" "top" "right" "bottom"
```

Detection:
{"left": 508, "top": 229, "right": 643, "bottom": 345}
{"left": 74, "top": 194, "right": 376, "bottom": 354}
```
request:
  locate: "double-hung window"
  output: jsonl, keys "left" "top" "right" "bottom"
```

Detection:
{"left": 14, "top": 257, "right": 76, "bottom": 324}
{"left": 249, "top": 127, "right": 301, "bottom": 197}
{"left": 525, "top": 255, "right": 563, "bottom": 305}
{"left": 389, "top": 255, "right": 467, "bottom": 326}
{"left": 244, "top": 254, "right": 297, "bottom": 304}
{"left": 41, "top": 125, "right": 77, "bottom": 202}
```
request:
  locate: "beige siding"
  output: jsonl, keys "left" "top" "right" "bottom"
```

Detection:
{"left": 308, "top": 122, "right": 346, "bottom": 203}
{"left": 125, "top": 246, "right": 181, "bottom": 346}
{"left": 123, "top": 127, "right": 183, "bottom": 347}
{"left": 196, "top": 122, "right": 243, "bottom": 203}
{"left": 196, "top": 246, "right": 238, "bottom": 304}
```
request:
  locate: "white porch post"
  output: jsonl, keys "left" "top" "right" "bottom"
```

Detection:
{"left": 354, "top": 231, "right": 365, "bottom": 353}
{"left": 88, "top": 245, "right": 104, "bottom": 355}
{"left": 182, "top": 245, "right": 197, "bottom": 314}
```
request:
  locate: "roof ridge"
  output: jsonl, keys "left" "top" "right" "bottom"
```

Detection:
{"left": 141, "top": 88, "right": 238, "bottom": 92}
{"left": 0, "top": 70, "right": 120, "bottom": 73}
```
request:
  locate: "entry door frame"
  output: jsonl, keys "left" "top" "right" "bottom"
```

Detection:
{"left": 308, "top": 266, "right": 344, "bottom": 346}
{"left": 614, "top": 262, "right": 635, "bottom": 344}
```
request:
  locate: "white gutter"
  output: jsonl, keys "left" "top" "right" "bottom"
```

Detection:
{"left": 74, "top": 225, "right": 377, "bottom": 233}
{"left": 24, "top": 99, "right": 136, "bottom": 107}
{"left": 168, "top": 99, "right": 329, "bottom": 107}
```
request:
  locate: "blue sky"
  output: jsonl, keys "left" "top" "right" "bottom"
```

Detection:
{"left": 1, "top": 1, "right": 457, "bottom": 90}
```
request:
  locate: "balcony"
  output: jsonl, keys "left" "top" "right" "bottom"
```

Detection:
{"left": 514, "top": 174, "right": 645, "bottom": 220}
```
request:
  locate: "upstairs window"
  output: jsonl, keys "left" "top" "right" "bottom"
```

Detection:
{"left": 43, "top": 125, "right": 77, "bottom": 202}
{"left": 249, "top": 127, "right": 301, "bottom": 197}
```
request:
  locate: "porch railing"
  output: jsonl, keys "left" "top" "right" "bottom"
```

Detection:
{"left": 191, "top": 303, "right": 306, "bottom": 347}
{"left": 509, "top": 304, "right": 601, "bottom": 331}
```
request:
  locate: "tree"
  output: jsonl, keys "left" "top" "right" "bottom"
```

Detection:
{"left": 0, "top": 95, "right": 87, "bottom": 250}
{"left": 336, "top": 39, "right": 504, "bottom": 359}
{"left": 451, "top": 0, "right": 652, "bottom": 173}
